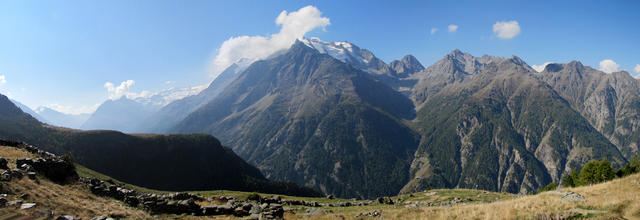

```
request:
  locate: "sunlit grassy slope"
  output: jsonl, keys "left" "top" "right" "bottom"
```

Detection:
{"left": 0, "top": 146, "right": 150, "bottom": 219}
{"left": 4, "top": 144, "right": 639, "bottom": 219}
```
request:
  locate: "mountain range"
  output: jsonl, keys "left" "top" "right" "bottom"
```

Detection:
{"left": 80, "top": 97, "right": 160, "bottom": 132}
{"left": 163, "top": 39, "right": 638, "bottom": 198}
{"left": 0, "top": 93, "right": 319, "bottom": 197}
{"left": 4, "top": 38, "right": 639, "bottom": 199}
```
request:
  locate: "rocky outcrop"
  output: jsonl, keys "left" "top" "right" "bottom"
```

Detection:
{"left": 16, "top": 158, "right": 78, "bottom": 183}
{"left": 83, "top": 176, "right": 376, "bottom": 218}
{"left": 0, "top": 157, "right": 8, "bottom": 170}
{"left": 83, "top": 177, "right": 288, "bottom": 218}
{"left": 0, "top": 140, "right": 78, "bottom": 183}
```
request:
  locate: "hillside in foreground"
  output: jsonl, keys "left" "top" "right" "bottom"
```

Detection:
{"left": 1, "top": 141, "right": 639, "bottom": 219}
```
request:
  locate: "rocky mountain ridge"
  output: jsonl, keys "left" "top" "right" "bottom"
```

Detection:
{"left": 165, "top": 39, "right": 638, "bottom": 199}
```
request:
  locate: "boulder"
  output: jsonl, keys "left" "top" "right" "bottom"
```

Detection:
{"left": 202, "top": 204, "right": 235, "bottom": 216}
{"left": 7, "top": 200, "right": 22, "bottom": 207}
{"left": 10, "top": 169, "right": 23, "bottom": 179}
{"left": 0, "top": 170, "right": 11, "bottom": 181}
{"left": 356, "top": 210, "right": 381, "bottom": 217}
{"left": 20, "top": 203, "right": 36, "bottom": 210}
{"left": 167, "top": 192, "right": 205, "bottom": 201}
{"left": 124, "top": 196, "right": 140, "bottom": 207}
{"left": 233, "top": 206, "right": 248, "bottom": 216}
{"left": 261, "top": 204, "right": 284, "bottom": 219}
{"left": 560, "top": 192, "right": 585, "bottom": 202}
{"left": 376, "top": 197, "right": 394, "bottom": 205}
{"left": 16, "top": 157, "right": 78, "bottom": 183}
{"left": 27, "top": 172, "right": 37, "bottom": 180}
{"left": 0, "top": 157, "right": 7, "bottom": 170}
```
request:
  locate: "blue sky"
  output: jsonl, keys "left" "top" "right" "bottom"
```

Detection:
{"left": 0, "top": 0, "right": 638, "bottom": 113}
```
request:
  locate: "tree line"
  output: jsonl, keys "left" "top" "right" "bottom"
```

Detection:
{"left": 538, "top": 156, "right": 640, "bottom": 193}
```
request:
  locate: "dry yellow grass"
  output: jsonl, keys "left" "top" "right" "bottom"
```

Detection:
{"left": 3, "top": 177, "right": 151, "bottom": 219}
{"left": 306, "top": 174, "right": 640, "bottom": 220}
{"left": 0, "top": 145, "right": 150, "bottom": 219}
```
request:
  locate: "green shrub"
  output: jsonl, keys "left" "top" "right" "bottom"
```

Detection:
{"left": 578, "top": 159, "right": 615, "bottom": 186}
{"left": 616, "top": 164, "right": 634, "bottom": 177}
{"left": 245, "top": 193, "right": 262, "bottom": 201}
{"left": 618, "top": 156, "right": 640, "bottom": 177}
{"left": 562, "top": 168, "right": 579, "bottom": 187}
{"left": 538, "top": 182, "right": 557, "bottom": 193}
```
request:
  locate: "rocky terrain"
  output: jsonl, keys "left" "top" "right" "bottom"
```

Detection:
{"left": 173, "top": 41, "right": 420, "bottom": 199}
{"left": 537, "top": 62, "right": 640, "bottom": 159}
{"left": 165, "top": 40, "right": 637, "bottom": 199}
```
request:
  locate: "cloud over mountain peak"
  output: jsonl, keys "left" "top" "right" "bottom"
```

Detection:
{"left": 210, "top": 5, "right": 330, "bottom": 79}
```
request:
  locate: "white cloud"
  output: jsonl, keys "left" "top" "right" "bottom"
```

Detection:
{"left": 165, "top": 80, "right": 174, "bottom": 85}
{"left": 448, "top": 24, "right": 458, "bottom": 32}
{"left": 532, "top": 62, "right": 552, "bottom": 72}
{"left": 42, "top": 103, "right": 100, "bottom": 115}
{"left": 634, "top": 64, "right": 640, "bottom": 74}
{"left": 430, "top": 28, "right": 438, "bottom": 35}
{"left": 211, "top": 5, "right": 330, "bottom": 78}
{"left": 493, "top": 21, "right": 521, "bottom": 39}
{"left": 599, "top": 59, "right": 620, "bottom": 74}
{"left": 0, "top": 75, "right": 6, "bottom": 84}
{"left": 104, "top": 80, "right": 138, "bottom": 99}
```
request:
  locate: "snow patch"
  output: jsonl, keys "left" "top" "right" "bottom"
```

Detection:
{"left": 300, "top": 37, "right": 367, "bottom": 65}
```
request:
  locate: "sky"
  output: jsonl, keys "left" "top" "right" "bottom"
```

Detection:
{"left": 0, "top": 0, "right": 639, "bottom": 114}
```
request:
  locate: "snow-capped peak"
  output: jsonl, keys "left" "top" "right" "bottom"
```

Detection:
{"left": 131, "top": 85, "right": 207, "bottom": 107}
{"left": 300, "top": 37, "right": 369, "bottom": 64}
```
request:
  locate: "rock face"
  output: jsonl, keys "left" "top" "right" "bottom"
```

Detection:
{"left": 409, "top": 50, "right": 507, "bottom": 108}
{"left": 537, "top": 62, "right": 640, "bottom": 159}
{"left": 168, "top": 42, "right": 631, "bottom": 198}
{"left": 173, "top": 40, "right": 419, "bottom": 199}
{"left": 389, "top": 55, "right": 425, "bottom": 77}
{"left": 402, "top": 56, "right": 626, "bottom": 194}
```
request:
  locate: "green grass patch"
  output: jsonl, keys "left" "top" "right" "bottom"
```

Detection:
{"left": 75, "top": 163, "right": 170, "bottom": 194}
